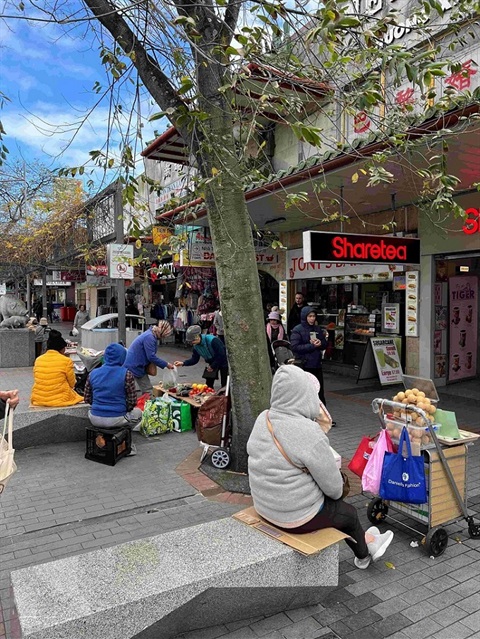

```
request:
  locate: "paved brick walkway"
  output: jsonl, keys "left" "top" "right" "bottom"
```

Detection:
{"left": 1, "top": 331, "right": 480, "bottom": 639}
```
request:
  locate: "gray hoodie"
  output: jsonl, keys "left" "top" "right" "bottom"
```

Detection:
{"left": 247, "top": 365, "right": 342, "bottom": 527}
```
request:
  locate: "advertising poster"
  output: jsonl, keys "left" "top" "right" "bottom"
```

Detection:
{"left": 449, "top": 276, "right": 478, "bottom": 381}
{"left": 370, "top": 337, "right": 403, "bottom": 385}
{"left": 434, "top": 330, "right": 443, "bottom": 354}
{"left": 434, "top": 283, "right": 442, "bottom": 306}
{"left": 405, "top": 271, "right": 419, "bottom": 336}
{"left": 382, "top": 304, "right": 400, "bottom": 333}
{"left": 435, "top": 307, "right": 447, "bottom": 330}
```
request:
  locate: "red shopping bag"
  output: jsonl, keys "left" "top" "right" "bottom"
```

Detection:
{"left": 347, "top": 435, "right": 377, "bottom": 478}
{"left": 136, "top": 393, "right": 150, "bottom": 412}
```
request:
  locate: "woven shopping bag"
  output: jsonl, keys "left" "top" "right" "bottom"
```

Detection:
{"left": 0, "top": 401, "right": 17, "bottom": 495}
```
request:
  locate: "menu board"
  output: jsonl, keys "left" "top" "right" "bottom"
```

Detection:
{"left": 371, "top": 337, "right": 403, "bottom": 385}
{"left": 382, "top": 304, "right": 400, "bottom": 333}
{"left": 405, "top": 271, "right": 419, "bottom": 336}
{"left": 448, "top": 276, "right": 478, "bottom": 382}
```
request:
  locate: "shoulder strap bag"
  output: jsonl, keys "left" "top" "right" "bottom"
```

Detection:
{"left": 0, "top": 401, "right": 17, "bottom": 495}
{"left": 266, "top": 412, "right": 349, "bottom": 497}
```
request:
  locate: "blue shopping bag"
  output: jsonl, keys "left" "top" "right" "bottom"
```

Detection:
{"left": 379, "top": 426, "right": 427, "bottom": 504}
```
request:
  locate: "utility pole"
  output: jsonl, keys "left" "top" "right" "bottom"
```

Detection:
{"left": 113, "top": 182, "right": 126, "bottom": 345}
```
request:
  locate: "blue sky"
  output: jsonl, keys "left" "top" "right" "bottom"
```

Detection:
{"left": 0, "top": 9, "right": 160, "bottom": 188}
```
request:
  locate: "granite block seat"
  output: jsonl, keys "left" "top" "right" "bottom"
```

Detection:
{"left": 11, "top": 516, "right": 341, "bottom": 639}
{"left": 13, "top": 404, "right": 90, "bottom": 449}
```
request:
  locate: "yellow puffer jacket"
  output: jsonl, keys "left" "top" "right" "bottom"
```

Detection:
{"left": 31, "top": 350, "right": 84, "bottom": 407}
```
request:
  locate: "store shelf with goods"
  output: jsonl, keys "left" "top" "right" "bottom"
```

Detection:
{"left": 317, "top": 313, "right": 341, "bottom": 331}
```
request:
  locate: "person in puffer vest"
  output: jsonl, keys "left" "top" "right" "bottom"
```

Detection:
{"left": 30, "top": 330, "right": 83, "bottom": 407}
{"left": 84, "top": 343, "right": 141, "bottom": 455}
{"left": 174, "top": 324, "right": 229, "bottom": 388}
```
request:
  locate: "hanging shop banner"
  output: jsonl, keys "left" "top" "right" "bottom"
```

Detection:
{"left": 448, "top": 276, "right": 478, "bottom": 382}
{"left": 107, "top": 243, "right": 134, "bottom": 280}
{"left": 279, "top": 281, "right": 287, "bottom": 323}
{"left": 287, "top": 248, "right": 402, "bottom": 281}
{"left": 152, "top": 227, "right": 173, "bottom": 246}
{"left": 303, "top": 231, "right": 420, "bottom": 266}
{"left": 181, "top": 238, "right": 280, "bottom": 268}
{"left": 370, "top": 337, "right": 403, "bottom": 385}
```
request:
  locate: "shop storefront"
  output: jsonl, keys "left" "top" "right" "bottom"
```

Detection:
{"left": 287, "top": 247, "right": 412, "bottom": 370}
{"left": 419, "top": 201, "right": 480, "bottom": 386}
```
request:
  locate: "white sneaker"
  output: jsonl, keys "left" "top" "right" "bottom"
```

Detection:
{"left": 367, "top": 530, "right": 394, "bottom": 562}
{"left": 354, "top": 555, "right": 371, "bottom": 570}
{"left": 366, "top": 526, "right": 380, "bottom": 536}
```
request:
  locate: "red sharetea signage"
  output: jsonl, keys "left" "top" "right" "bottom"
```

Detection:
{"left": 463, "top": 208, "right": 480, "bottom": 235}
{"left": 303, "top": 231, "right": 420, "bottom": 265}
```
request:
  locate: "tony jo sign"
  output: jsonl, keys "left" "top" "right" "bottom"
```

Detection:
{"left": 303, "top": 231, "right": 421, "bottom": 265}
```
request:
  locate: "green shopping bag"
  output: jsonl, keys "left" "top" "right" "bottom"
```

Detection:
{"left": 140, "top": 395, "right": 173, "bottom": 437}
{"left": 171, "top": 400, "right": 193, "bottom": 432}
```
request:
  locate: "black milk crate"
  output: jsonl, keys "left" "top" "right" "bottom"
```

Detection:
{"left": 85, "top": 427, "right": 131, "bottom": 466}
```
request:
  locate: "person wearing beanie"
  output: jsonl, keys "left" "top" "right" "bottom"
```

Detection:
{"left": 247, "top": 365, "right": 394, "bottom": 570}
{"left": 84, "top": 343, "right": 141, "bottom": 456}
{"left": 30, "top": 330, "right": 83, "bottom": 407}
{"left": 174, "top": 324, "right": 229, "bottom": 389}
{"left": 265, "top": 311, "right": 286, "bottom": 371}
{"left": 124, "top": 320, "right": 175, "bottom": 396}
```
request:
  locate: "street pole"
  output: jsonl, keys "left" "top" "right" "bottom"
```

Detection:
{"left": 26, "top": 276, "right": 31, "bottom": 314}
{"left": 42, "top": 268, "right": 47, "bottom": 319}
{"left": 114, "top": 183, "right": 126, "bottom": 345}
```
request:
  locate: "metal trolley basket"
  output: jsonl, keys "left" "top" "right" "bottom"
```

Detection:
{"left": 367, "top": 398, "right": 480, "bottom": 557}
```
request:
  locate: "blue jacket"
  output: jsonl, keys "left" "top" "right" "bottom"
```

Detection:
{"left": 183, "top": 334, "right": 228, "bottom": 369}
{"left": 89, "top": 343, "right": 128, "bottom": 417}
{"left": 290, "top": 306, "right": 327, "bottom": 369}
{"left": 124, "top": 327, "right": 168, "bottom": 377}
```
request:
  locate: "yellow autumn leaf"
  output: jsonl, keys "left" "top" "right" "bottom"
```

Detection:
{"left": 211, "top": 167, "right": 219, "bottom": 176}
{"left": 351, "top": 172, "right": 359, "bottom": 184}
{"left": 135, "top": 239, "right": 142, "bottom": 249}
{"left": 384, "top": 561, "right": 396, "bottom": 569}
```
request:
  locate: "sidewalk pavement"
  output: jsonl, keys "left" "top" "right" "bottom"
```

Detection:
{"left": 1, "top": 330, "right": 480, "bottom": 639}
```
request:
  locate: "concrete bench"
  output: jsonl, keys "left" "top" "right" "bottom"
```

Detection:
{"left": 13, "top": 404, "right": 90, "bottom": 450}
{"left": 11, "top": 516, "right": 341, "bottom": 639}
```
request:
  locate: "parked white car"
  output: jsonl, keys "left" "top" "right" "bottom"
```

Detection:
{"left": 80, "top": 313, "right": 148, "bottom": 350}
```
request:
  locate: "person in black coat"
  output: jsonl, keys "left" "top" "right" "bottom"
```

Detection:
{"left": 290, "top": 306, "right": 329, "bottom": 406}
{"left": 287, "top": 292, "right": 308, "bottom": 337}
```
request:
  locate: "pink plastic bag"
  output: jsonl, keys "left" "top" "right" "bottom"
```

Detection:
{"left": 361, "top": 429, "right": 394, "bottom": 495}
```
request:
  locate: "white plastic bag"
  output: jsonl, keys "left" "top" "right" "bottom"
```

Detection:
{"left": 71, "top": 327, "right": 79, "bottom": 337}
{"left": 162, "top": 366, "right": 178, "bottom": 390}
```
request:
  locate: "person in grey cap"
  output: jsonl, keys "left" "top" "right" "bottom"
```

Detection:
{"left": 174, "top": 325, "right": 229, "bottom": 388}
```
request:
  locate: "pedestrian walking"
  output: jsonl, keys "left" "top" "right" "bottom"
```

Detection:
{"left": 287, "top": 292, "right": 308, "bottom": 336}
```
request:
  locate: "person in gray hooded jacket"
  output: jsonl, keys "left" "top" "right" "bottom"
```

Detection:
{"left": 247, "top": 365, "right": 394, "bottom": 569}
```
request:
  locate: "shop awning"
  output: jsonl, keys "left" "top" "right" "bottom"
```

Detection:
{"left": 155, "top": 101, "right": 480, "bottom": 234}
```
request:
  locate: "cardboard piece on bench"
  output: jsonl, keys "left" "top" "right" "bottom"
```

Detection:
{"left": 233, "top": 507, "right": 350, "bottom": 556}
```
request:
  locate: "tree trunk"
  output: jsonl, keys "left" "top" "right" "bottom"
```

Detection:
{"left": 81, "top": 0, "right": 272, "bottom": 472}
{"left": 189, "top": 43, "right": 272, "bottom": 471}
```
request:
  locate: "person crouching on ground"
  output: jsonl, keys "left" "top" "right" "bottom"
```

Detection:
{"left": 124, "top": 320, "right": 175, "bottom": 396}
{"left": 247, "top": 365, "right": 394, "bottom": 570}
{"left": 174, "top": 324, "right": 229, "bottom": 389}
{"left": 30, "top": 330, "right": 83, "bottom": 407}
{"left": 84, "top": 343, "right": 141, "bottom": 456}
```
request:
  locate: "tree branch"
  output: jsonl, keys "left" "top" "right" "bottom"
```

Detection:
{"left": 82, "top": 0, "right": 188, "bottom": 133}
{"left": 219, "top": 0, "right": 241, "bottom": 45}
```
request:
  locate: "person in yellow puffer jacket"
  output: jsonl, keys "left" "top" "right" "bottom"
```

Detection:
{"left": 30, "top": 330, "right": 83, "bottom": 407}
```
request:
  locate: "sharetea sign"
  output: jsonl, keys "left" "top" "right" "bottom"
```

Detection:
{"left": 303, "top": 231, "right": 420, "bottom": 265}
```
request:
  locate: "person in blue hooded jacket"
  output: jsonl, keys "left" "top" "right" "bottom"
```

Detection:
{"left": 290, "top": 306, "right": 329, "bottom": 407}
{"left": 124, "top": 320, "right": 175, "bottom": 395}
{"left": 84, "top": 343, "right": 142, "bottom": 455}
{"left": 174, "top": 324, "right": 229, "bottom": 388}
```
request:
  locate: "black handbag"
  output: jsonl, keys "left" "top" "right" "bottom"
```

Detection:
{"left": 202, "top": 366, "right": 219, "bottom": 380}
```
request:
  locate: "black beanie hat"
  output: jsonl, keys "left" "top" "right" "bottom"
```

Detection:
{"left": 47, "top": 329, "right": 67, "bottom": 352}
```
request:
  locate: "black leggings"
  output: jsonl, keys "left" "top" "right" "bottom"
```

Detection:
{"left": 303, "top": 367, "right": 326, "bottom": 406}
{"left": 275, "top": 497, "right": 369, "bottom": 559}
{"left": 205, "top": 366, "right": 229, "bottom": 389}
